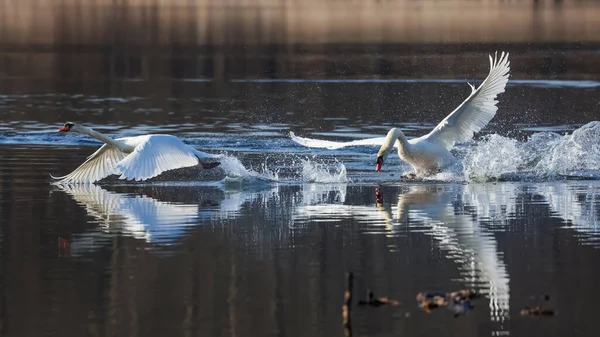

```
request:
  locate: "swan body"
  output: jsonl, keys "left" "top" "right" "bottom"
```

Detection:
{"left": 51, "top": 122, "right": 221, "bottom": 184}
{"left": 380, "top": 127, "right": 458, "bottom": 175}
{"left": 290, "top": 51, "right": 511, "bottom": 176}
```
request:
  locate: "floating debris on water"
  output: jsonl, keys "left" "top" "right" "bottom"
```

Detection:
{"left": 521, "top": 306, "right": 555, "bottom": 316}
{"left": 358, "top": 290, "right": 400, "bottom": 307}
{"left": 521, "top": 294, "right": 554, "bottom": 317}
{"left": 416, "top": 289, "right": 480, "bottom": 317}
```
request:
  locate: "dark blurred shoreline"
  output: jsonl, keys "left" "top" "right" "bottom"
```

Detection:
{"left": 1, "top": 1, "right": 600, "bottom": 87}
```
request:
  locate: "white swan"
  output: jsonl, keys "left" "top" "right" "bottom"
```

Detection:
{"left": 51, "top": 122, "right": 221, "bottom": 184}
{"left": 290, "top": 51, "right": 511, "bottom": 177}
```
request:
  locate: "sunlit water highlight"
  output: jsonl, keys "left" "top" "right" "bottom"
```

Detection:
{"left": 2, "top": 120, "right": 600, "bottom": 184}
{"left": 2, "top": 77, "right": 600, "bottom": 337}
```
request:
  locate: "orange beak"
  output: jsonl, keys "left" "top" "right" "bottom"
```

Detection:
{"left": 376, "top": 156, "right": 383, "bottom": 172}
{"left": 58, "top": 126, "right": 69, "bottom": 132}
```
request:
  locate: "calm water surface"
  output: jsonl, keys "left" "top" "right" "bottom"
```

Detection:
{"left": 2, "top": 50, "right": 600, "bottom": 337}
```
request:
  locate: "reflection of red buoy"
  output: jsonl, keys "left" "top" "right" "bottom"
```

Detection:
{"left": 58, "top": 236, "right": 71, "bottom": 257}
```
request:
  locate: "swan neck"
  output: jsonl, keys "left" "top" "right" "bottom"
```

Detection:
{"left": 392, "top": 129, "right": 409, "bottom": 150}
{"left": 84, "top": 127, "right": 128, "bottom": 151}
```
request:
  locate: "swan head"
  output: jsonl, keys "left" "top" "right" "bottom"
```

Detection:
{"left": 58, "top": 122, "right": 83, "bottom": 133}
{"left": 376, "top": 146, "right": 393, "bottom": 171}
{"left": 376, "top": 128, "right": 403, "bottom": 172}
{"left": 376, "top": 153, "right": 387, "bottom": 172}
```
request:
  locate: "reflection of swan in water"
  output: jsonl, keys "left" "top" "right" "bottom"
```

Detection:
{"left": 294, "top": 180, "right": 600, "bottom": 326}
{"left": 381, "top": 185, "right": 510, "bottom": 323}
{"left": 399, "top": 185, "right": 509, "bottom": 322}
{"left": 55, "top": 183, "right": 279, "bottom": 255}
{"left": 533, "top": 183, "right": 600, "bottom": 247}
{"left": 464, "top": 182, "right": 600, "bottom": 248}
{"left": 294, "top": 184, "right": 510, "bottom": 324}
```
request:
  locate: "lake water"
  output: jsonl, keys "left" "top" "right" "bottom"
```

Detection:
{"left": 2, "top": 18, "right": 600, "bottom": 336}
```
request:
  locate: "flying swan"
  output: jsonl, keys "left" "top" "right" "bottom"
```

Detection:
{"left": 51, "top": 122, "right": 221, "bottom": 184}
{"left": 290, "top": 51, "right": 510, "bottom": 177}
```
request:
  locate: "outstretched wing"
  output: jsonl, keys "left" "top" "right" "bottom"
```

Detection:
{"left": 423, "top": 51, "right": 511, "bottom": 149}
{"left": 52, "top": 135, "right": 220, "bottom": 184}
{"left": 290, "top": 132, "right": 390, "bottom": 150}
{"left": 51, "top": 144, "right": 127, "bottom": 184}
{"left": 115, "top": 134, "right": 208, "bottom": 181}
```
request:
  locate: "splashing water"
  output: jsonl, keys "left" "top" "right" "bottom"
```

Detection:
{"left": 3, "top": 118, "right": 600, "bottom": 184}
{"left": 460, "top": 121, "right": 600, "bottom": 182}
{"left": 533, "top": 121, "right": 600, "bottom": 175}
{"left": 218, "top": 155, "right": 279, "bottom": 183}
{"left": 300, "top": 159, "right": 348, "bottom": 183}
{"left": 218, "top": 156, "right": 348, "bottom": 184}
{"left": 462, "top": 135, "right": 524, "bottom": 182}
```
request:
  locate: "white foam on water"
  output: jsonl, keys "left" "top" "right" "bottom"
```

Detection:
{"left": 299, "top": 159, "right": 349, "bottom": 183}
{"left": 218, "top": 156, "right": 279, "bottom": 184}
{"left": 460, "top": 121, "right": 600, "bottom": 182}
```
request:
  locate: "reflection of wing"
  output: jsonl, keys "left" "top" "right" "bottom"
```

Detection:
{"left": 57, "top": 184, "right": 199, "bottom": 244}
{"left": 57, "top": 183, "right": 280, "bottom": 255}
{"left": 290, "top": 132, "right": 389, "bottom": 150}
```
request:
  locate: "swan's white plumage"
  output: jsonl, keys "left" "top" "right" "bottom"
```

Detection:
{"left": 289, "top": 132, "right": 388, "bottom": 149}
{"left": 115, "top": 135, "right": 211, "bottom": 181}
{"left": 50, "top": 144, "right": 127, "bottom": 183}
{"left": 289, "top": 52, "right": 511, "bottom": 175}
{"left": 56, "top": 183, "right": 199, "bottom": 243}
{"left": 53, "top": 132, "right": 220, "bottom": 184}
{"left": 423, "top": 51, "right": 510, "bottom": 149}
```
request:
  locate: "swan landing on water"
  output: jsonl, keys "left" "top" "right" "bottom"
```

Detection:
{"left": 290, "top": 51, "right": 511, "bottom": 177}
{"left": 51, "top": 122, "right": 221, "bottom": 184}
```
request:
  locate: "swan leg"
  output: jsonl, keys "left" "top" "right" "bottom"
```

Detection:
{"left": 199, "top": 161, "right": 221, "bottom": 169}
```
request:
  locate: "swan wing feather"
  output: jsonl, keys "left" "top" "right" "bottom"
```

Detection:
{"left": 290, "top": 131, "right": 390, "bottom": 149}
{"left": 50, "top": 144, "right": 127, "bottom": 184}
{"left": 115, "top": 135, "right": 203, "bottom": 181}
{"left": 424, "top": 51, "right": 510, "bottom": 149}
